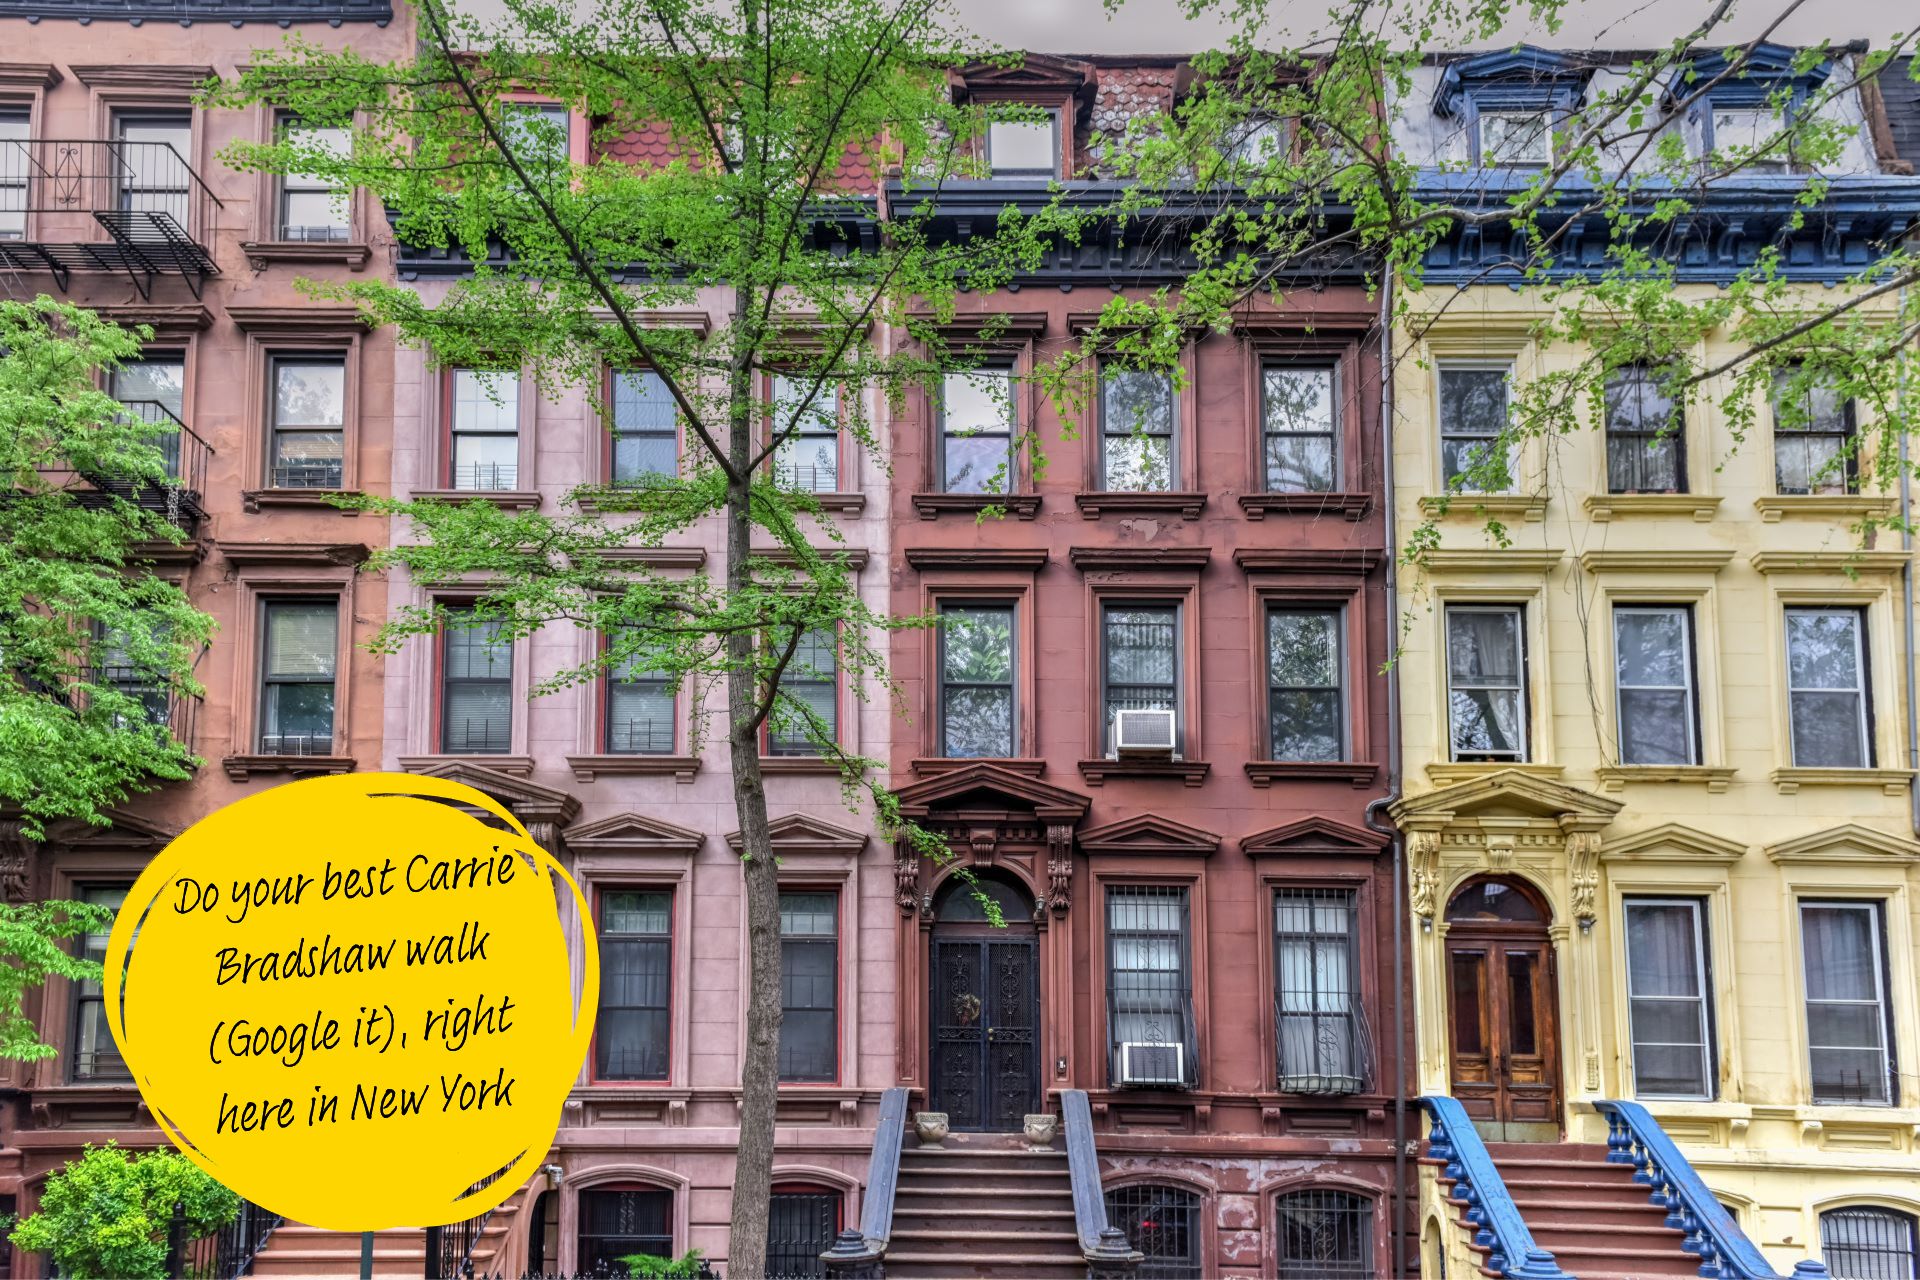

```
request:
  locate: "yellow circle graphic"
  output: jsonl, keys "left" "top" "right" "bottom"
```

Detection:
{"left": 104, "top": 773, "right": 598, "bottom": 1231}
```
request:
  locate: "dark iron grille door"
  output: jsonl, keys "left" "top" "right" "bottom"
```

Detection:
{"left": 986, "top": 938, "right": 1039, "bottom": 1129}
{"left": 577, "top": 1187, "right": 672, "bottom": 1274}
{"left": 931, "top": 938, "right": 986, "bottom": 1130}
{"left": 767, "top": 1191, "right": 840, "bottom": 1279}
{"left": 1821, "top": 1207, "right": 1920, "bottom": 1280}
{"left": 1276, "top": 1190, "right": 1376, "bottom": 1279}
{"left": 932, "top": 936, "right": 1037, "bottom": 1130}
{"left": 1105, "top": 1184, "right": 1201, "bottom": 1280}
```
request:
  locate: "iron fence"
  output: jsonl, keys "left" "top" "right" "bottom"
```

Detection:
{"left": 162, "top": 1197, "right": 284, "bottom": 1280}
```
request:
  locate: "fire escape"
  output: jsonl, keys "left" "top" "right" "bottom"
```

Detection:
{"left": 0, "top": 137, "right": 222, "bottom": 299}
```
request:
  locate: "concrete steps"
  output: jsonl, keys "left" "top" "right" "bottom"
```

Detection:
{"left": 883, "top": 1141, "right": 1085, "bottom": 1280}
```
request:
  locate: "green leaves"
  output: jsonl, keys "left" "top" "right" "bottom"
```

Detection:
{"left": 9, "top": 1143, "right": 240, "bottom": 1279}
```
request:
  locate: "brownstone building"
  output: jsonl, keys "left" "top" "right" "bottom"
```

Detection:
{"left": 884, "top": 56, "right": 1407, "bottom": 1280}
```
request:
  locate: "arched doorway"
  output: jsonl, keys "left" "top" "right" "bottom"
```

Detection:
{"left": 1443, "top": 876, "right": 1562, "bottom": 1140}
{"left": 928, "top": 873, "right": 1040, "bottom": 1131}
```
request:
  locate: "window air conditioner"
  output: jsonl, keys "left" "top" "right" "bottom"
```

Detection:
{"left": 1118, "top": 1041, "right": 1185, "bottom": 1086}
{"left": 1112, "top": 708, "right": 1177, "bottom": 759}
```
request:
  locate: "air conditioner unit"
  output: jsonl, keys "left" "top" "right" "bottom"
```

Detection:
{"left": 1118, "top": 1041, "right": 1185, "bottom": 1086}
{"left": 1112, "top": 708, "right": 1177, "bottom": 759}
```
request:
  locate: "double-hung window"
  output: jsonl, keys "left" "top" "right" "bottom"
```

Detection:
{"left": 1613, "top": 606, "right": 1699, "bottom": 766}
{"left": 938, "top": 367, "right": 1015, "bottom": 494}
{"left": 1773, "top": 367, "right": 1858, "bottom": 495}
{"left": 1267, "top": 608, "right": 1344, "bottom": 762}
{"left": 277, "top": 115, "right": 351, "bottom": 241}
{"left": 503, "top": 102, "right": 570, "bottom": 175}
{"left": 440, "top": 606, "right": 511, "bottom": 754}
{"left": 771, "top": 375, "right": 840, "bottom": 493}
{"left": 1708, "top": 107, "right": 1791, "bottom": 174}
{"left": 1445, "top": 605, "right": 1527, "bottom": 762}
{"left": 1786, "top": 607, "right": 1871, "bottom": 768}
{"left": 1623, "top": 897, "right": 1715, "bottom": 1100}
{"left": 779, "top": 891, "right": 838, "bottom": 1082}
{"left": 1102, "top": 604, "right": 1180, "bottom": 754}
{"left": 1604, "top": 364, "right": 1685, "bottom": 493}
{"left": 611, "top": 369, "right": 678, "bottom": 484}
{"left": 1099, "top": 366, "right": 1175, "bottom": 492}
{"left": 0, "top": 108, "right": 27, "bottom": 239}
{"left": 269, "top": 356, "right": 346, "bottom": 489}
{"left": 70, "top": 885, "right": 130, "bottom": 1082}
{"left": 985, "top": 112, "right": 1057, "bottom": 178}
{"left": 939, "top": 604, "right": 1015, "bottom": 759}
{"left": 1274, "top": 889, "right": 1367, "bottom": 1093}
{"left": 767, "top": 628, "right": 836, "bottom": 756}
{"left": 94, "top": 623, "right": 169, "bottom": 730}
{"left": 605, "top": 631, "right": 674, "bottom": 755}
{"left": 113, "top": 110, "right": 192, "bottom": 228}
{"left": 1261, "top": 366, "right": 1337, "bottom": 493}
{"left": 110, "top": 352, "right": 188, "bottom": 480}
{"left": 1800, "top": 900, "right": 1896, "bottom": 1106}
{"left": 1820, "top": 1207, "right": 1919, "bottom": 1279}
{"left": 596, "top": 890, "right": 670, "bottom": 1081}
{"left": 1437, "top": 365, "right": 1512, "bottom": 492}
{"left": 1478, "top": 109, "right": 1551, "bottom": 166}
{"left": 448, "top": 369, "right": 519, "bottom": 490}
{"left": 259, "top": 600, "right": 337, "bottom": 755}
{"left": 1106, "top": 886, "right": 1196, "bottom": 1088}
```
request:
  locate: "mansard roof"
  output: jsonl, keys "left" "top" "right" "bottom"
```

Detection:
{"left": 893, "top": 762, "right": 1091, "bottom": 823}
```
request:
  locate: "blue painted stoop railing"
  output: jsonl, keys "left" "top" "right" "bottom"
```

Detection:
{"left": 1421, "top": 1095, "right": 1575, "bottom": 1280}
{"left": 1594, "top": 1101, "right": 1831, "bottom": 1280}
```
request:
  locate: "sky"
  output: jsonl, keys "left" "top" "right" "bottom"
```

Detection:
{"left": 955, "top": 0, "right": 1916, "bottom": 54}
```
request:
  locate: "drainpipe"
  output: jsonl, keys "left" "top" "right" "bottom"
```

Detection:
{"left": 1902, "top": 280, "right": 1919, "bottom": 836}
{"left": 1361, "top": 270, "right": 1408, "bottom": 1280}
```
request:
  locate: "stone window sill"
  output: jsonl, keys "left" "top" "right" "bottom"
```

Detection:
{"left": 1417, "top": 493, "right": 1546, "bottom": 522}
{"left": 1075, "top": 491, "right": 1206, "bottom": 520}
{"left": 1754, "top": 494, "right": 1895, "bottom": 523}
{"left": 567, "top": 754, "right": 699, "bottom": 783}
{"left": 410, "top": 488, "right": 542, "bottom": 511}
{"left": 1771, "top": 767, "right": 1915, "bottom": 796}
{"left": 1244, "top": 760, "right": 1380, "bottom": 788}
{"left": 797, "top": 492, "right": 866, "bottom": 514}
{"left": 241, "top": 240, "right": 372, "bottom": 271}
{"left": 1595, "top": 765, "right": 1736, "bottom": 793}
{"left": 1583, "top": 493, "right": 1722, "bottom": 522}
{"left": 911, "top": 492, "right": 1042, "bottom": 520}
{"left": 242, "top": 488, "right": 364, "bottom": 513}
{"left": 1078, "top": 758, "right": 1211, "bottom": 786}
{"left": 1424, "top": 761, "right": 1564, "bottom": 786}
{"left": 1238, "top": 491, "right": 1372, "bottom": 521}
{"left": 222, "top": 753, "right": 356, "bottom": 782}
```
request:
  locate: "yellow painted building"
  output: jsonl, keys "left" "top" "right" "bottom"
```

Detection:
{"left": 1390, "top": 287, "right": 1920, "bottom": 1276}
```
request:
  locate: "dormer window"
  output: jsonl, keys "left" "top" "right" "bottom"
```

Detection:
{"left": 1705, "top": 106, "right": 1790, "bottom": 173}
{"left": 1478, "top": 110, "right": 1552, "bottom": 167}
{"left": 1225, "top": 115, "right": 1290, "bottom": 166}
{"left": 1676, "top": 43, "right": 1831, "bottom": 176}
{"left": 1431, "top": 46, "right": 1591, "bottom": 171}
{"left": 986, "top": 113, "right": 1058, "bottom": 179}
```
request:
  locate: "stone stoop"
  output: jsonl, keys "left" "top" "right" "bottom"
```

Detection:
{"left": 882, "top": 1133, "right": 1085, "bottom": 1280}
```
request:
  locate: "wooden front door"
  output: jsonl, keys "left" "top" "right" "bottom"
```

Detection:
{"left": 1444, "top": 878, "right": 1562, "bottom": 1138}
{"left": 927, "top": 875, "right": 1041, "bottom": 1131}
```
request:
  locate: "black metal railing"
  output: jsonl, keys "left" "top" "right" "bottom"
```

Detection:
{"left": 50, "top": 399, "right": 212, "bottom": 529}
{"left": 271, "top": 457, "right": 345, "bottom": 490}
{"left": 820, "top": 1086, "right": 907, "bottom": 1277}
{"left": 1274, "top": 996, "right": 1375, "bottom": 1096}
{"left": 163, "top": 1197, "right": 284, "bottom": 1280}
{"left": 428, "top": 1170, "right": 507, "bottom": 1280}
{"left": 80, "top": 663, "right": 199, "bottom": 755}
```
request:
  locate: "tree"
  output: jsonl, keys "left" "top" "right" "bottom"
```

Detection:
{"left": 0, "top": 297, "right": 215, "bottom": 836}
{"left": 9, "top": 1143, "right": 239, "bottom": 1280}
{"left": 211, "top": 2, "right": 1080, "bottom": 1271}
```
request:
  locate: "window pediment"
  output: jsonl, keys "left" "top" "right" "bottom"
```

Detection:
{"left": 1599, "top": 822, "right": 1746, "bottom": 864}
{"left": 1433, "top": 46, "right": 1592, "bottom": 118}
{"left": 1391, "top": 767, "right": 1622, "bottom": 824}
{"left": 1076, "top": 814, "right": 1220, "bottom": 858}
{"left": 1241, "top": 815, "right": 1387, "bottom": 858}
{"left": 399, "top": 759, "right": 581, "bottom": 828}
{"left": 1765, "top": 823, "right": 1920, "bottom": 865}
{"left": 567, "top": 812, "right": 704, "bottom": 856}
{"left": 894, "top": 761, "right": 1090, "bottom": 822}
{"left": 1674, "top": 42, "right": 1832, "bottom": 109}
{"left": 726, "top": 812, "right": 867, "bottom": 856}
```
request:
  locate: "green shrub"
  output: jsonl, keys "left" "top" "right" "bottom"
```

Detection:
{"left": 616, "top": 1249, "right": 706, "bottom": 1279}
{"left": 9, "top": 1143, "right": 239, "bottom": 1279}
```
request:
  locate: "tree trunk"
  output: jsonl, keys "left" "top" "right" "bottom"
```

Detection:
{"left": 725, "top": 290, "right": 778, "bottom": 1280}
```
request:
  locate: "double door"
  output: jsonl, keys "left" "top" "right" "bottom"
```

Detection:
{"left": 1446, "top": 934, "right": 1561, "bottom": 1137}
{"left": 929, "top": 934, "right": 1038, "bottom": 1131}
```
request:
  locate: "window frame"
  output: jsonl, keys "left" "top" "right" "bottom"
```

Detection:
{"left": 935, "top": 363, "right": 1018, "bottom": 496}
{"left": 1444, "top": 603, "right": 1530, "bottom": 763}
{"left": 1621, "top": 895, "right": 1718, "bottom": 1102}
{"left": 266, "top": 352, "right": 348, "bottom": 490}
{"left": 1819, "top": 1205, "right": 1920, "bottom": 1280}
{"left": 1104, "top": 1182, "right": 1204, "bottom": 1280}
{"left": 602, "top": 629, "right": 676, "bottom": 756}
{"left": 1612, "top": 603, "right": 1701, "bottom": 767}
{"left": 274, "top": 111, "right": 352, "bottom": 243}
{"left": 1772, "top": 366, "right": 1860, "bottom": 496}
{"left": 1265, "top": 604, "right": 1348, "bottom": 763}
{"left": 1103, "top": 883, "right": 1199, "bottom": 1090}
{"left": 763, "top": 625, "right": 840, "bottom": 758}
{"left": 1784, "top": 606, "right": 1874, "bottom": 769}
{"left": 0, "top": 104, "right": 30, "bottom": 242}
{"left": 1475, "top": 107, "right": 1554, "bottom": 167}
{"left": 593, "top": 886, "right": 673, "bottom": 1083}
{"left": 436, "top": 603, "right": 514, "bottom": 755}
{"left": 1798, "top": 898, "right": 1898, "bottom": 1107}
{"left": 1273, "top": 1187, "right": 1379, "bottom": 1280}
{"left": 1436, "top": 361, "right": 1516, "bottom": 494}
{"left": 1603, "top": 363, "right": 1688, "bottom": 494}
{"left": 984, "top": 108, "right": 1061, "bottom": 180}
{"left": 257, "top": 597, "right": 339, "bottom": 756}
{"left": 1096, "top": 362, "right": 1179, "bottom": 493}
{"left": 575, "top": 1184, "right": 673, "bottom": 1274}
{"left": 1099, "top": 600, "right": 1185, "bottom": 757}
{"left": 110, "top": 107, "right": 194, "bottom": 229}
{"left": 767, "top": 1184, "right": 843, "bottom": 1280}
{"left": 444, "top": 367, "right": 522, "bottom": 492}
{"left": 1272, "top": 886, "right": 1368, "bottom": 1094}
{"left": 607, "top": 366, "right": 681, "bottom": 486}
{"left": 1259, "top": 362, "right": 1340, "bottom": 494}
{"left": 936, "top": 600, "right": 1018, "bottom": 760}
{"left": 67, "top": 883, "right": 131, "bottom": 1084}
{"left": 777, "top": 888, "right": 841, "bottom": 1084}
{"left": 768, "top": 372, "right": 844, "bottom": 495}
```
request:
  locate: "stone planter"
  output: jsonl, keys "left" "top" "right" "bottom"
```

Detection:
{"left": 914, "top": 1111, "right": 950, "bottom": 1147}
{"left": 1023, "top": 1112, "right": 1059, "bottom": 1149}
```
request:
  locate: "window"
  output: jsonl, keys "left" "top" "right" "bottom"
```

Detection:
{"left": 448, "top": 369, "right": 519, "bottom": 491}
{"left": 1102, "top": 604, "right": 1180, "bottom": 754}
{"left": 1437, "top": 365, "right": 1511, "bottom": 492}
{"left": 1604, "top": 365, "right": 1685, "bottom": 493}
{"left": 70, "top": 885, "right": 129, "bottom": 1082}
{"left": 771, "top": 374, "right": 840, "bottom": 492}
{"left": 110, "top": 351, "right": 187, "bottom": 480}
{"left": 1786, "top": 607, "right": 1871, "bottom": 768}
{"left": 259, "top": 600, "right": 337, "bottom": 755}
{"left": 1275, "top": 1190, "right": 1376, "bottom": 1280}
{"left": 503, "top": 101, "right": 571, "bottom": 170}
{"left": 1613, "top": 606, "right": 1698, "bottom": 766}
{"left": 1261, "top": 366, "right": 1337, "bottom": 493}
{"left": 1106, "top": 886, "right": 1196, "bottom": 1088}
{"left": 113, "top": 111, "right": 191, "bottom": 227}
{"left": 767, "top": 1188, "right": 840, "bottom": 1280}
{"left": 766, "top": 628, "right": 837, "bottom": 756}
{"left": 1800, "top": 901, "right": 1896, "bottom": 1106}
{"left": 576, "top": 1186, "right": 671, "bottom": 1274}
{"left": 1099, "top": 366, "right": 1175, "bottom": 491}
{"left": 1105, "top": 1184, "right": 1201, "bottom": 1280}
{"left": 985, "top": 113, "right": 1057, "bottom": 178}
{"left": 0, "top": 108, "right": 29, "bottom": 240}
{"left": 1267, "top": 608, "right": 1344, "bottom": 762}
{"left": 1623, "top": 898, "right": 1715, "bottom": 1100}
{"left": 94, "top": 623, "right": 169, "bottom": 730}
{"left": 939, "top": 604, "right": 1015, "bottom": 759}
{"left": 938, "top": 366, "right": 1015, "bottom": 494}
{"left": 1478, "top": 110, "right": 1551, "bottom": 166}
{"left": 1445, "top": 606, "right": 1527, "bottom": 762}
{"left": 1773, "top": 368, "right": 1857, "bottom": 495}
{"left": 277, "top": 116, "right": 351, "bottom": 241}
{"left": 1821, "top": 1207, "right": 1919, "bottom": 1280}
{"left": 1275, "top": 889, "right": 1367, "bottom": 1093}
{"left": 439, "top": 606, "right": 511, "bottom": 753}
{"left": 1709, "top": 107, "right": 1791, "bottom": 173}
{"left": 1225, "top": 114, "right": 1290, "bottom": 167}
{"left": 269, "top": 356, "right": 346, "bottom": 489}
{"left": 779, "top": 891, "right": 838, "bottom": 1083}
{"left": 611, "top": 369, "right": 678, "bottom": 484}
{"left": 605, "top": 632, "right": 674, "bottom": 755}
{"left": 596, "top": 890, "right": 670, "bottom": 1081}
